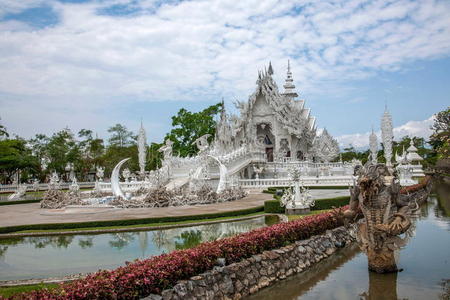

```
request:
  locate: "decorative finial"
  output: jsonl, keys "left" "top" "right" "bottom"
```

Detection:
{"left": 283, "top": 59, "right": 298, "bottom": 98}
{"left": 268, "top": 61, "right": 274, "bottom": 75}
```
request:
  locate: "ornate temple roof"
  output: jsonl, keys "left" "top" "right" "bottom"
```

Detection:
{"left": 243, "top": 62, "right": 316, "bottom": 140}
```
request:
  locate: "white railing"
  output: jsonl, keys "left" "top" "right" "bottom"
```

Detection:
{"left": 0, "top": 182, "right": 95, "bottom": 194}
{"left": 239, "top": 176, "right": 354, "bottom": 188}
{"left": 96, "top": 181, "right": 152, "bottom": 192}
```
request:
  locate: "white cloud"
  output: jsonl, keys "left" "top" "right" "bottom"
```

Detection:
{"left": 336, "top": 116, "right": 435, "bottom": 149}
{"left": 0, "top": 0, "right": 449, "bottom": 139}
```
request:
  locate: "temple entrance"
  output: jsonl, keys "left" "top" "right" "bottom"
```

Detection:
{"left": 256, "top": 123, "right": 275, "bottom": 162}
{"left": 266, "top": 148, "right": 274, "bottom": 162}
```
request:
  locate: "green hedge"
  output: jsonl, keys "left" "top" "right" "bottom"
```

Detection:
{"left": 0, "top": 199, "right": 41, "bottom": 206}
{"left": 264, "top": 200, "right": 284, "bottom": 213}
{"left": 264, "top": 196, "right": 350, "bottom": 213}
{"left": 0, "top": 206, "right": 264, "bottom": 234}
{"left": 312, "top": 196, "right": 350, "bottom": 210}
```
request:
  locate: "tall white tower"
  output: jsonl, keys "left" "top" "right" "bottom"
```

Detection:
{"left": 369, "top": 128, "right": 378, "bottom": 164}
{"left": 137, "top": 121, "right": 147, "bottom": 177}
{"left": 381, "top": 107, "right": 394, "bottom": 166}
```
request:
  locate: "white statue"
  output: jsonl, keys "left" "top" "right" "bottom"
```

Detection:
{"left": 122, "top": 168, "right": 131, "bottom": 182}
{"left": 49, "top": 171, "right": 60, "bottom": 189}
{"left": 96, "top": 166, "right": 105, "bottom": 182}
{"left": 253, "top": 164, "right": 265, "bottom": 179}
{"left": 32, "top": 178, "right": 40, "bottom": 191}
{"left": 69, "top": 176, "right": 80, "bottom": 194}
{"left": 193, "top": 134, "right": 211, "bottom": 153}
{"left": 8, "top": 184, "right": 27, "bottom": 201}
{"left": 159, "top": 139, "right": 173, "bottom": 160}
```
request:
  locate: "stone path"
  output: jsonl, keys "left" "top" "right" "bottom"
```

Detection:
{"left": 0, "top": 190, "right": 349, "bottom": 228}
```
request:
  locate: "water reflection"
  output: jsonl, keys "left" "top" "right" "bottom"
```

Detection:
{"left": 0, "top": 216, "right": 278, "bottom": 281}
{"left": 248, "top": 188, "right": 450, "bottom": 300}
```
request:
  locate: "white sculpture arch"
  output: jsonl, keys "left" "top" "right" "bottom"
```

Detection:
{"left": 111, "top": 158, "right": 130, "bottom": 200}
{"left": 207, "top": 155, "right": 228, "bottom": 194}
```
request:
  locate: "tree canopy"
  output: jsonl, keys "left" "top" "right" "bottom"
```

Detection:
{"left": 164, "top": 103, "right": 222, "bottom": 157}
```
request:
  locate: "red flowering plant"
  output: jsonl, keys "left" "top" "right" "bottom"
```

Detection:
{"left": 9, "top": 208, "right": 347, "bottom": 300}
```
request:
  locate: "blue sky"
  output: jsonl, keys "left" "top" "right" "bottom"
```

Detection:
{"left": 0, "top": 0, "right": 449, "bottom": 148}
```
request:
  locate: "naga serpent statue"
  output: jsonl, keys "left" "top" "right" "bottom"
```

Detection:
{"left": 344, "top": 163, "right": 419, "bottom": 273}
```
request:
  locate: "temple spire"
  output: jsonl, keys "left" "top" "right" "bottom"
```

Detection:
{"left": 283, "top": 59, "right": 298, "bottom": 98}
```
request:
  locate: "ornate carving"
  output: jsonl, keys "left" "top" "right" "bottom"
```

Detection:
{"left": 312, "top": 129, "right": 339, "bottom": 162}
{"left": 344, "top": 163, "right": 417, "bottom": 273}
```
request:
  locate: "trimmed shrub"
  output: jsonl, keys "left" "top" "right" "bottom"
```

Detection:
{"left": 14, "top": 208, "right": 347, "bottom": 300}
{"left": 312, "top": 196, "right": 350, "bottom": 210}
{"left": 264, "top": 200, "right": 284, "bottom": 213}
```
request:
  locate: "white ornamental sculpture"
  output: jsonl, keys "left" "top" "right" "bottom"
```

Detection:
{"left": 49, "top": 171, "right": 60, "bottom": 189}
{"left": 8, "top": 185, "right": 27, "bottom": 201}
{"left": 96, "top": 166, "right": 105, "bottom": 182}
{"left": 281, "top": 167, "right": 315, "bottom": 214}
{"left": 111, "top": 158, "right": 130, "bottom": 200}
{"left": 122, "top": 168, "right": 131, "bottom": 182}
{"left": 193, "top": 134, "right": 211, "bottom": 154}
{"left": 137, "top": 121, "right": 147, "bottom": 177}
{"left": 69, "top": 176, "right": 80, "bottom": 194}
{"left": 381, "top": 107, "right": 394, "bottom": 167}
{"left": 369, "top": 128, "right": 378, "bottom": 164}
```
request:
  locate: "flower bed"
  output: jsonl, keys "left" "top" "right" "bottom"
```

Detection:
{"left": 9, "top": 208, "right": 347, "bottom": 300}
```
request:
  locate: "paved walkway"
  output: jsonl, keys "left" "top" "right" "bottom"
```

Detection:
{"left": 0, "top": 190, "right": 349, "bottom": 228}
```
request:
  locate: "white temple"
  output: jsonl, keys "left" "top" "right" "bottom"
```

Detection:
{"left": 95, "top": 62, "right": 358, "bottom": 194}
{"left": 156, "top": 62, "right": 354, "bottom": 189}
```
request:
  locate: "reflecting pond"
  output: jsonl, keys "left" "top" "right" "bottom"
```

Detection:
{"left": 247, "top": 184, "right": 450, "bottom": 300}
{"left": 0, "top": 215, "right": 279, "bottom": 281}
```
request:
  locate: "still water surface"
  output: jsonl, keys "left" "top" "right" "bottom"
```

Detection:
{"left": 248, "top": 191, "right": 450, "bottom": 300}
{"left": 0, "top": 216, "right": 278, "bottom": 281}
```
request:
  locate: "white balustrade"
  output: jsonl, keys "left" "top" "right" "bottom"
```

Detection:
{"left": 239, "top": 176, "right": 354, "bottom": 188}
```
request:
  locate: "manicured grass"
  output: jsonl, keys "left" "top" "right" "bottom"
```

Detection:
{"left": 0, "top": 206, "right": 265, "bottom": 234}
{"left": 13, "top": 212, "right": 265, "bottom": 234}
{"left": 0, "top": 283, "right": 59, "bottom": 298}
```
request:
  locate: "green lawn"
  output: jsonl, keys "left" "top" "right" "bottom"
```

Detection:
{"left": 10, "top": 212, "right": 265, "bottom": 235}
{"left": 0, "top": 283, "right": 59, "bottom": 298}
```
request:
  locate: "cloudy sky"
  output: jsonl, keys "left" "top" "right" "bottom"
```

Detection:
{"left": 0, "top": 0, "right": 449, "bottom": 148}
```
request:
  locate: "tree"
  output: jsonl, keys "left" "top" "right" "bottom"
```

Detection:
{"left": 0, "top": 138, "right": 38, "bottom": 184}
{"left": 338, "top": 146, "right": 370, "bottom": 164}
{"left": 164, "top": 103, "right": 222, "bottom": 157}
{"left": 46, "top": 128, "right": 80, "bottom": 179}
{"left": 108, "top": 124, "right": 134, "bottom": 147}
{"left": 0, "top": 119, "right": 8, "bottom": 138}
{"left": 75, "top": 129, "right": 105, "bottom": 180}
{"left": 147, "top": 142, "right": 163, "bottom": 171}
{"left": 429, "top": 107, "right": 450, "bottom": 160}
